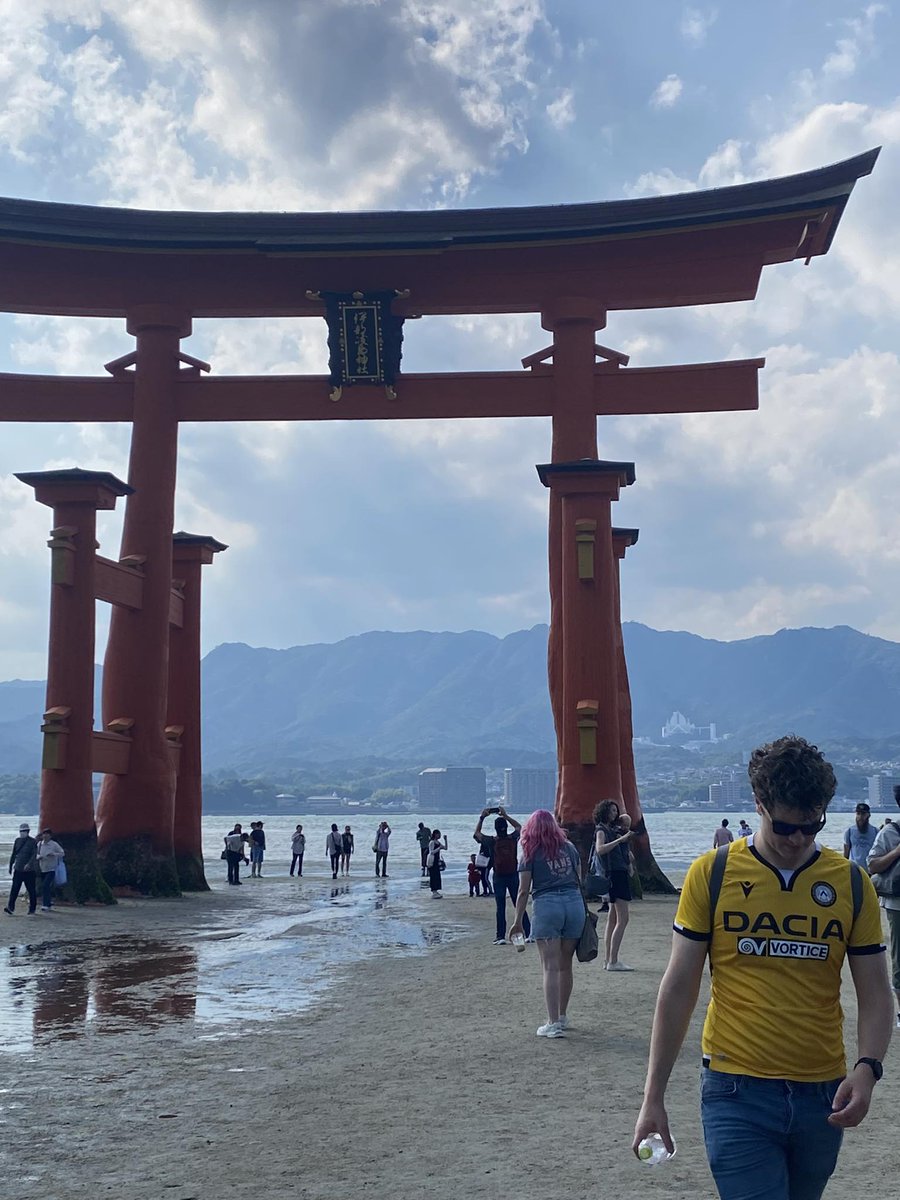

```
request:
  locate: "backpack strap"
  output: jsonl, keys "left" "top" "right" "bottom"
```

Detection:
{"left": 848, "top": 859, "right": 863, "bottom": 924}
{"left": 706, "top": 844, "right": 731, "bottom": 964}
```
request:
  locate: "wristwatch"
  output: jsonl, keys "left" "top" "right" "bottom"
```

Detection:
{"left": 854, "top": 1057, "right": 883, "bottom": 1082}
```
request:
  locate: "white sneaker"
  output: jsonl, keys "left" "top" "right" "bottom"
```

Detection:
{"left": 606, "top": 961, "right": 634, "bottom": 972}
{"left": 40, "top": 906, "right": 51, "bottom": 913}
{"left": 557, "top": 1014, "right": 570, "bottom": 1030}
{"left": 492, "top": 938, "right": 506, "bottom": 945}
{"left": 536, "top": 1021, "right": 566, "bottom": 1038}
{"left": 432, "top": 891, "right": 442, "bottom": 898}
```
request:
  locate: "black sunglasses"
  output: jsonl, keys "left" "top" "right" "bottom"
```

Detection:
{"left": 769, "top": 813, "right": 827, "bottom": 837}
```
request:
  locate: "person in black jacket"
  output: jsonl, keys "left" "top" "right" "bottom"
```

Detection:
{"left": 5, "top": 822, "right": 38, "bottom": 915}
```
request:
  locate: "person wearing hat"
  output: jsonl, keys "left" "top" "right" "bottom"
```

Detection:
{"left": 5, "top": 822, "right": 38, "bottom": 915}
{"left": 844, "top": 802, "right": 877, "bottom": 867}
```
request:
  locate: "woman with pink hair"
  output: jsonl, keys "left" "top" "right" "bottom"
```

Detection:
{"left": 509, "top": 809, "right": 584, "bottom": 1038}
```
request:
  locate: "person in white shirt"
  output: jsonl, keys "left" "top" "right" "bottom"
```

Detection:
{"left": 36, "top": 829, "right": 65, "bottom": 912}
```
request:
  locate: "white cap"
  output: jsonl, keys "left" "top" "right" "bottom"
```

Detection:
{"left": 18, "top": 823, "right": 30, "bottom": 832}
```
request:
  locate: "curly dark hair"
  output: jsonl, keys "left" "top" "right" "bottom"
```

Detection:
{"left": 593, "top": 799, "right": 621, "bottom": 827}
{"left": 747, "top": 735, "right": 836, "bottom": 817}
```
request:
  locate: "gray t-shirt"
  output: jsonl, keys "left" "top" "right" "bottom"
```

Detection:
{"left": 868, "top": 821, "right": 900, "bottom": 911}
{"left": 844, "top": 823, "right": 877, "bottom": 867}
{"left": 519, "top": 841, "right": 580, "bottom": 896}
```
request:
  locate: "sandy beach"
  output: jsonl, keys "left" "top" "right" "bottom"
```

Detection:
{"left": 0, "top": 873, "right": 896, "bottom": 1200}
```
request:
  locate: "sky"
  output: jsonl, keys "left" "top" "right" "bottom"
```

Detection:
{"left": 1, "top": 0, "right": 900, "bottom": 679}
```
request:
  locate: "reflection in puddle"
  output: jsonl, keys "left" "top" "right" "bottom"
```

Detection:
{"left": 5, "top": 937, "right": 198, "bottom": 1046}
{"left": 1, "top": 883, "right": 466, "bottom": 1050}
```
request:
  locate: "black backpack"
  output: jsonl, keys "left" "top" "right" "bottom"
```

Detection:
{"left": 493, "top": 835, "right": 518, "bottom": 875}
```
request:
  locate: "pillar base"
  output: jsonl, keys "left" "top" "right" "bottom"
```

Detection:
{"left": 99, "top": 837, "right": 181, "bottom": 897}
{"left": 558, "top": 819, "right": 595, "bottom": 877}
{"left": 56, "top": 829, "right": 116, "bottom": 905}
{"left": 631, "top": 820, "right": 677, "bottom": 894}
{"left": 175, "top": 852, "right": 210, "bottom": 892}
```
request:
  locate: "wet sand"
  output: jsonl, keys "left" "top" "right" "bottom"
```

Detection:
{"left": 0, "top": 876, "right": 896, "bottom": 1200}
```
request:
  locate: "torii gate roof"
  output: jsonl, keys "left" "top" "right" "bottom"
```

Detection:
{"left": 0, "top": 149, "right": 878, "bottom": 318}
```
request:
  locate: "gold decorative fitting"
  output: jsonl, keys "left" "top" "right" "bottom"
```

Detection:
{"left": 106, "top": 716, "right": 135, "bottom": 734}
{"left": 575, "top": 519, "right": 597, "bottom": 580}
{"left": 576, "top": 700, "right": 599, "bottom": 765}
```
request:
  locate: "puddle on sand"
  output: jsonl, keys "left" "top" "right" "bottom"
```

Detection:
{"left": 0, "top": 882, "right": 466, "bottom": 1050}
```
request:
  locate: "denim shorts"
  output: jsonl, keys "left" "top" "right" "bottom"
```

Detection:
{"left": 700, "top": 1068, "right": 843, "bottom": 1200}
{"left": 531, "top": 888, "right": 585, "bottom": 939}
{"left": 250, "top": 846, "right": 264, "bottom": 863}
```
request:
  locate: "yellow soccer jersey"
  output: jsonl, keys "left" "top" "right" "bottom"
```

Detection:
{"left": 675, "top": 839, "right": 884, "bottom": 1082}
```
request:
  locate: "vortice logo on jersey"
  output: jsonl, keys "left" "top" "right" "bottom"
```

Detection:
{"left": 737, "top": 937, "right": 830, "bottom": 960}
{"left": 723, "top": 911, "right": 845, "bottom": 940}
{"left": 811, "top": 882, "right": 837, "bottom": 907}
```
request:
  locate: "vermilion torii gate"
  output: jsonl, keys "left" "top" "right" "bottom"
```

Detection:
{"left": 0, "top": 149, "right": 878, "bottom": 897}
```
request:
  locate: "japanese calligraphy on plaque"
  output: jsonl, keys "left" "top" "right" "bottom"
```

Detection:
{"left": 307, "top": 289, "right": 407, "bottom": 402}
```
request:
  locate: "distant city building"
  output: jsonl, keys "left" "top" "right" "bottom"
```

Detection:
{"left": 417, "top": 766, "right": 486, "bottom": 812}
{"left": 867, "top": 774, "right": 897, "bottom": 807}
{"left": 662, "top": 710, "right": 718, "bottom": 742}
{"left": 503, "top": 767, "right": 556, "bottom": 811}
{"left": 708, "top": 772, "right": 747, "bottom": 806}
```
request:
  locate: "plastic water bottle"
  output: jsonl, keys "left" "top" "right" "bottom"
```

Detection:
{"left": 637, "top": 1133, "right": 676, "bottom": 1165}
{"left": 511, "top": 932, "right": 526, "bottom": 952}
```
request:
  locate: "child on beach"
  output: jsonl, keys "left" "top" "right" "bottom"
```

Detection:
{"left": 467, "top": 854, "right": 482, "bottom": 896}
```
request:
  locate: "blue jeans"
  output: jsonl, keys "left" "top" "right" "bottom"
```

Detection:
{"left": 700, "top": 1069, "right": 843, "bottom": 1200}
{"left": 493, "top": 873, "right": 530, "bottom": 940}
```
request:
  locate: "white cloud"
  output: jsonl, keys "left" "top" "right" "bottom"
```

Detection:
{"left": 680, "top": 6, "right": 717, "bottom": 46}
{"left": 650, "top": 74, "right": 684, "bottom": 110}
{"left": 546, "top": 88, "right": 575, "bottom": 129}
{"left": 821, "top": 3, "right": 887, "bottom": 79}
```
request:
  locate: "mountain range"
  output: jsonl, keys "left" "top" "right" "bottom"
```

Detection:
{"left": 2, "top": 623, "right": 900, "bottom": 773}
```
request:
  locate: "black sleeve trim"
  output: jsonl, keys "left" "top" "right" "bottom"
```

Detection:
{"left": 673, "top": 924, "right": 710, "bottom": 942}
{"left": 847, "top": 944, "right": 886, "bottom": 956}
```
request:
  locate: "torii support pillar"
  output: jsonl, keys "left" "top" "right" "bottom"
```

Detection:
{"left": 15, "top": 468, "right": 132, "bottom": 904}
{"left": 611, "top": 527, "right": 676, "bottom": 894}
{"left": 97, "top": 305, "right": 190, "bottom": 895}
{"left": 538, "top": 458, "right": 634, "bottom": 866}
{"left": 169, "top": 532, "right": 227, "bottom": 891}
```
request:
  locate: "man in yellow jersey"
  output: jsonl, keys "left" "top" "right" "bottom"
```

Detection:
{"left": 633, "top": 735, "right": 893, "bottom": 1200}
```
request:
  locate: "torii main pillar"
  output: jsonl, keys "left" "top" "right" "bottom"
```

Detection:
{"left": 96, "top": 305, "right": 190, "bottom": 895}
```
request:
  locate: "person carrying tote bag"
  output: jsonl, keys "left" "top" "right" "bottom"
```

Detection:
{"left": 509, "top": 810, "right": 590, "bottom": 1039}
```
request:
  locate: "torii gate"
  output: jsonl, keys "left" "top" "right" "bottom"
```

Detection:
{"left": 0, "top": 149, "right": 878, "bottom": 897}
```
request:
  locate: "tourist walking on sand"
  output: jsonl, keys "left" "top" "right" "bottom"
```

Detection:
{"left": 224, "top": 824, "right": 244, "bottom": 885}
{"left": 35, "top": 829, "right": 65, "bottom": 912}
{"left": 509, "top": 809, "right": 583, "bottom": 1038}
{"left": 844, "top": 802, "right": 877, "bottom": 868}
{"left": 5, "top": 822, "right": 38, "bottom": 916}
{"left": 249, "top": 821, "right": 266, "bottom": 877}
{"left": 416, "top": 822, "right": 432, "bottom": 876}
{"left": 373, "top": 821, "right": 391, "bottom": 878}
{"left": 326, "top": 824, "right": 343, "bottom": 879}
{"left": 340, "top": 825, "right": 354, "bottom": 876}
{"left": 593, "top": 800, "right": 634, "bottom": 971}
{"left": 867, "top": 784, "right": 900, "bottom": 1032}
{"left": 426, "top": 829, "right": 448, "bottom": 897}
{"left": 633, "top": 735, "right": 892, "bottom": 1200}
{"left": 712, "top": 818, "right": 733, "bottom": 848}
{"left": 474, "top": 805, "right": 530, "bottom": 945}
{"left": 290, "top": 825, "right": 305, "bottom": 876}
